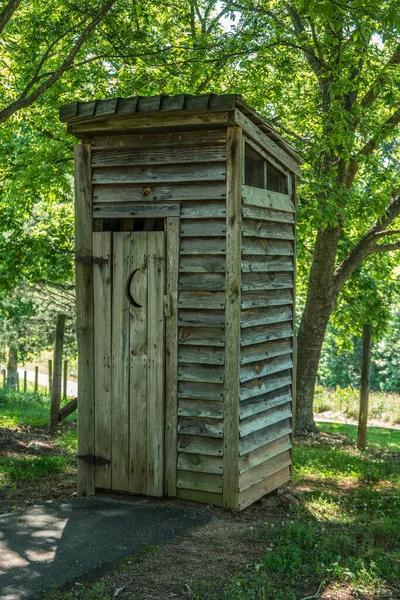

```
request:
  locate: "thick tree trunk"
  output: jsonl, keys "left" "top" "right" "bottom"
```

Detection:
{"left": 295, "top": 226, "right": 341, "bottom": 434}
{"left": 7, "top": 345, "right": 18, "bottom": 389}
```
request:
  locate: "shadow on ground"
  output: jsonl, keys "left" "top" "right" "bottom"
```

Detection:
{"left": 0, "top": 497, "right": 212, "bottom": 600}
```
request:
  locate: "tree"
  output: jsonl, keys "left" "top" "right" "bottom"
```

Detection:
{"left": 207, "top": 0, "right": 400, "bottom": 432}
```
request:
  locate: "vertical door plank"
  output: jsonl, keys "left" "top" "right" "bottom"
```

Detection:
{"left": 112, "top": 233, "right": 131, "bottom": 491}
{"left": 93, "top": 232, "right": 112, "bottom": 490}
{"left": 223, "top": 127, "right": 243, "bottom": 510}
{"left": 129, "top": 232, "right": 148, "bottom": 493}
{"left": 146, "top": 232, "right": 166, "bottom": 497}
{"left": 164, "top": 217, "right": 180, "bottom": 496}
{"left": 74, "top": 144, "right": 95, "bottom": 496}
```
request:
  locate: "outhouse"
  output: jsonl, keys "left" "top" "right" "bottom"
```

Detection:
{"left": 59, "top": 94, "right": 301, "bottom": 511}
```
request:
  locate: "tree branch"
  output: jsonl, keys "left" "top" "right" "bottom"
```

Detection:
{"left": 334, "top": 192, "right": 400, "bottom": 290}
{"left": 374, "top": 229, "right": 400, "bottom": 238}
{"left": 0, "top": 0, "right": 117, "bottom": 124}
{"left": 369, "top": 242, "right": 400, "bottom": 254}
{"left": 360, "top": 42, "right": 400, "bottom": 109}
{"left": 0, "top": 0, "right": 23, "bottom": 36}
{"left": 346, "top": 106, "right": 400, "bottom": 187}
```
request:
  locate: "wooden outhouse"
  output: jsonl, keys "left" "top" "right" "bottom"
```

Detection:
{"left": 60, "top": 94, "right": 301, "bottom": 511}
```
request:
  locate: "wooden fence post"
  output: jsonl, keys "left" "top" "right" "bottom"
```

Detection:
{"left": 23, "top": 370, "right": 27, "bottom": 393}
{"left": 2, "top": 370, "right": 5, "bottom": 388}
{"left": 50, "top": 314, "right": 66, "bottom": 427}
{"left": 63, "top": 360, "right": 68, "bottom": 399}
{"left": 357, "top": 324, "right": 372, "bottom": 450}
{"left": 48, "top": 359, "right": 53, "bottom": 395}
{"left": 34, "top": 366, "right": 39, "bottom": 392}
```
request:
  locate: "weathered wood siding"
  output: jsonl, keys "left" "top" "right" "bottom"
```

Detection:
{"left": 90, "top": 128, "right": 227, "bottom": 506}
{"left": 238, "top": 157, "right": 295, "bottom": 509}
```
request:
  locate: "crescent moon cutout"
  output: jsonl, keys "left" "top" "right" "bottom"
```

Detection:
{"left": 125, "top": 268, "right": 142, "bottom": 308}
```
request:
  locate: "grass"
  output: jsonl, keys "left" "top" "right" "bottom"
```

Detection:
{"left": 318, "top": 420, "right": 400, "bottom": 452}
{"left": 0, "top": 388, "right": 77, "bottom": 502}
{"left": 199, "top": 426, "right": 400, "bottom": 600}
{"left": 314, "top": 385, "right": 400, "bottom": 426}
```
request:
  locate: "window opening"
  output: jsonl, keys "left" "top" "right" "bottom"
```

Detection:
{"left": 100, "top": 218, "right": 165, "bottom": 232}
{"left": 245, "top": 145, "right": 265, "bottom": 189}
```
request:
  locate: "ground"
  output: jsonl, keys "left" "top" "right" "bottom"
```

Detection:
{"left": 1, "top": 389, "right": 400, "bottom": 600}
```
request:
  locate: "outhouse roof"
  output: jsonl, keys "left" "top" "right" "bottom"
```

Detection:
{"left": 59, "top": 93, "right": 302, "bottom": 165}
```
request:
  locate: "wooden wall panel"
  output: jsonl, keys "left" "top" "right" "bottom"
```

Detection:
{"left": 239, "top": 183, "right": 295, "bottom": 506}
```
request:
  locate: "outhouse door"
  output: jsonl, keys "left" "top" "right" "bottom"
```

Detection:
{"left": 91, "top": 230, "right": 166, "bottom": 497}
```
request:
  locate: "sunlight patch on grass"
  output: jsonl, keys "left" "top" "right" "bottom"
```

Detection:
{"left": 317, "top": 420, "right": 400, "bottom": 451}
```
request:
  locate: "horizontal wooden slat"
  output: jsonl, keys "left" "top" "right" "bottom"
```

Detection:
{"left": 240, "top": 371, "right": 292, "bottom": 401}
{"left": 179, "top": 256, "right": 226, "bottom": 273}
{"left": 92, "top": 163, "right": 226, "bottom": 185}
{"left": 179, "top": 273, "right": 226, "bottom": 291}
{"left": 178, "top": 380, "right": 224, "bottom": 401}
{"left": 241, "top": 290, "right": 293, "bottom": 310}
{"left": 241, "top": 322, "right": 293, "bottom": 347}
{"left": 179, "top": 326, "right": 225, "bottom": 347}
{"left": 90, "top": 129, "right": 227, "bottom": 149}
{"left": 242, "top": 238, "right": 293, "bottom": 256}
{"left": 181, "top": 202, "right": 226, "bottom": 219}
{"left": 241, "top": 256, "right": 294, "bottom": 273}
{"left": 178, "top": 434, "right": 223, "bottom": 456}
{"left": 239, "top": 403, "right": 292, "bottom": 437}
{"left": 177, "top": 470, "right": 223, "bottom": 493}
{"left": 242, "top": 185, "right": 295, "bottom": 212}
{"left": 180, "top": 238, "right": 226, "bottom": 255}
{"left": 179, "top": 345, "right": 225, "bottom": 365}
{"left": 239, "top": 449, "right": 292, "bottom": 492}
{"left": 178, "top": 399, "right": 224, "bottom": 418}
{"left": 177, "top": 488, "right": 223, "bottom": 506}
{"left": 239, "top": 434, "right": 292, "bottom": 474}
{"left": 177, "top": 452, "right": 224, "bottom": 474}
{"left": 241, "top": 272, "right": 293, "bottom": 292}
{"left": 93, "top": 203, "right": 180, "bottom": 218}
{"left": 93, "top": 184, "right": 226, "bottom": 203}
{"left": 179, "top": 291, "right": 225, "bottom": 309}
{"left": 242, "top": 220, "right": 294, "bottom": 240}
{"left": 72, "top": 111, "right": 231, "bottom": 134}
{"left": 237, "top": 466, "right": 291, "bottom": 510}
{"left": 180, "top": 219, "right": 226, "bottom": 237}
{"left": 240, "top": 339, "right": 293, "bottom": 365}
{"left": 92, "top": 145, "right": 227, "bottom": 167}
{"left": 178, "top": 363, "right": 224, "bottom": 384}
{"left": 239, "top": 387, "right": 292, "bottom": 420}
{"left": 239, "top": 419, "right": 292, "bottom": 456}
{"left": 240, "top": 354, "right": 293, "bottom": 383}
{"left": 241, "top": 306, "right": 292, "bottom": 329}
{"left": 178, "top": 310, "right": 225, "bottom": 328}
{"left": 243, "top": 205, "right": 294, "bottom": 223}
{"left": 178, "top": 417, "right": 223, "bottom": 438}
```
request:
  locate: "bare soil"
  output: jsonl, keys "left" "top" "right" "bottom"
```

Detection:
{"left": 0, "top": 425, "right": 76, "bottom": 515}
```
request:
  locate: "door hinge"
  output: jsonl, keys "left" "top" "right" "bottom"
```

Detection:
{"left": 76, "top": 255, "right": 108, "bottom": 265}
{"left": 77, "top": 453, "right": 111, "bottom": 466}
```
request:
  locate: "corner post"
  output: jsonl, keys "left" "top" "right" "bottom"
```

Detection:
{"left": 74, "top": 143, "right": 95, "bottom": 496}
{"left": 223, "top": 126, "right": 243, "bottom": 510}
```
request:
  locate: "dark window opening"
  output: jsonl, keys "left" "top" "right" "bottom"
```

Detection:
{"left": 267, "top": 163, "right": 288, "bottom": 194}
{"left": 245, "top": 145, "right": 265, "bottom": 189}
{"left": 244, "top": 143, "right": 288, "bottom": 194}
{"left": 99, "top": 218, "right": 165, "bottom": 232}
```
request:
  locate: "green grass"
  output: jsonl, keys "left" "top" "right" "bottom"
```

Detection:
{"left": 0, "top": 389, "right": 77, "bottom": 494}
{"left": 199, "top": 425, "right": 400, "bottom": 600}
{"left": 317, "top": 420, "right": 400, "bottom": 451}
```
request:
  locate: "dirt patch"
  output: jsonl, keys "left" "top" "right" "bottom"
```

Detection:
{"left": 0, "top": 426, "right": 76, "bottom": 515}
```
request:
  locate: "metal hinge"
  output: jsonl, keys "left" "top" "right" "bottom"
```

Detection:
{"left": 76, "top": 255, "right": 108, "bottom": 265}
{"left": 77, "top": 454, "right": 111, "bottom": 466}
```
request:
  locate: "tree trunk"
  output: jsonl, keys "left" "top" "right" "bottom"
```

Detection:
{"left": 295, "top": 226, "right": 341, "bottom": 434}
{"left": 7, "top": 345, "right": 18, "bottom": 389}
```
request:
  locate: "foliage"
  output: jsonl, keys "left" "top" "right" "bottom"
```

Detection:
{"left": 319, "top": 308, "right": 400, "bottom": 392}
{"left": 0, "top": 388, "right": 77, "bottom": 427}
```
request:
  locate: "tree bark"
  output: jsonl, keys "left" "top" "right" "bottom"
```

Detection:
{"left": 295, "top": 225, "right": 341, "bottom": 434}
